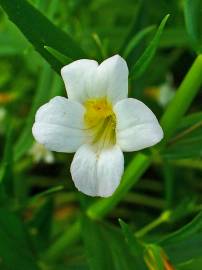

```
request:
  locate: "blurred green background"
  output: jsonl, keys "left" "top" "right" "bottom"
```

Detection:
{"left": 0, "top": 0, "right": 202, "bottom": 269}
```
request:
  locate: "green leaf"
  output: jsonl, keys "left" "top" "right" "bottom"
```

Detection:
{"left": 44, "top": 46, "right": 72, "bottom": 65}
{"left": 159, "top": 211, "right": 202, "bottom": 246}
{"left": 0, "top": 169, "right": 7, "bottom": 204}
{"left": 184, "top": 0, "right": 202, "bottom": 53}
{"left": 119, "top": 219, "right": 148, "bottom": 270}
{"left": 169, "top": 198, "right": 196, "bottom": 223}
{"left": 0, "top": 22, "right": 29, "bottom": 56}
{"left": 0, "top": 207, "right": 40, "bottom": 270}
{"left": 14, "top": 64, "right": 63, "bottom": 161}
{"left": 178, "top": 257, "right": 202, "bottom": 270}
{"left": 28, "top": 198, "right": 53, "bottom": 252}
{"left": 160, "top": 28, "right": 190, "bottom": 48}
{"left": 81, "top": 216, "right": 136, "bottom": 270}
{"left": 119, "top": 1, "right": 147, "bottom": 55}
{"left": 31, "top": 185, "right": 65, "bottom": 202}
{"left": 164, "top": 135, "right": 202, "bottom": 159}
{"left": 0, "top": 0, "right": 86, "bottom": 73}
{"left": 0, "top": 127, "right": 14, "bottom": 201}
{"left": 164, "top": 233, "right": 202, "bottom": 265}
{"left": 180, "top": 112, "right": 202, "bottom": 129}
{"left": 159, "top": 54, "right": 202, "bottom": 144}
{"left": 159, "top": 212, "right": 202, "bottom": 264}
{"left": 44, "top": 221, "right": 81, "bottom": 262}
{"left": 130, "top": 14, "right": 170, "bottom": 80}
{"left": 123, "top": 25, "right": 155, "bottom": 58}
{"left": 164, "top": 113, "right": 202, "bottom": 159}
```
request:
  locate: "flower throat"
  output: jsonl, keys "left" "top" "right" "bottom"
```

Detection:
{"left": 84, "top": 97, "right": 116, "bottom": 148}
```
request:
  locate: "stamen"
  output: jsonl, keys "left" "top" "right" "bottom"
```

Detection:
{"left": 84, "top": 97, "right": 116, "bottom": 148}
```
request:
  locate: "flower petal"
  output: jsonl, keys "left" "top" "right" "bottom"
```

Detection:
{"left": 95, "top": 55, "right": 128, "bottom": 104}
{"left": 32, "top": 96, "right": 86, "bottom": 153}
{"left": 61, "top": 59, "right": 98, "bottom": 103}
{"left": 70, "top": 144, "right": 124, "bottom": 197}
{"left": 61, "top": 55, "right": 128, "bottom": 104}
{"left": 114, "top": 98, "right": 163, "bottom": 151}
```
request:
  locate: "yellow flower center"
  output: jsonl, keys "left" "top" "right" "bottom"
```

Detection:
{"left": 84, "top": 97, "right": 116, "bottom": 149}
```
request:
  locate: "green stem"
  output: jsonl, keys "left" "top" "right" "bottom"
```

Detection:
{"left": 30, "top": 185, "right": 65, "bottom": 203}
{"left": 135, "top": 211, "right": 171, "bottom": 238}
{"left": 171, "top": 159, "right": 202, "bottom": 170}
{"left": 87, "top": 153, "right": 151, "bottom": 219}
{"left": 160, "top": 54, "right": 202, "bottom": 144}
{"left": 168, "top": 120, "right": 202, "bottom": 145}
{"left": 44, "top": 220, "right": 81, "bottom": 262}
{"left": 92, "top": 32, "right": 107, "bottom": 60}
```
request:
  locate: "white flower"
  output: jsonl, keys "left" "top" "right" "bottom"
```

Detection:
{"left": 29, "top": 142, "right": 54, "bottom": 164}
{"left": 158, "top": 75, "right": 175, "bottom": 107}
{"left": 32, "top": 55, "right": 163, "bottom": 197}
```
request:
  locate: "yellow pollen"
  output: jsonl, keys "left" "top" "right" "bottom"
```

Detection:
{"left": 84, "top": 97, "right": 116, "bottom": 148}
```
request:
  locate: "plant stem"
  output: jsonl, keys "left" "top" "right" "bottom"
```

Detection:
{"left": 44, "top": 220, "right": 81, "bottom": 262}
{"left": 168, "top": 120, "right": 202, "bottom": 145}
{"left": 135, "top": 211, "right": 171, "bottom": 238}
{"left": 160, "top": 54, "right": 202, "bottom": 145}
{"left": 30, "top": 185, "right": 65, "bottom": 203}
{"left": 87, "top": 153, "right": 151, "bottom": 219}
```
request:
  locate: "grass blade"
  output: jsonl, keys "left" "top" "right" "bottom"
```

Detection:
{"left": 159, "top": 211, "right": 202, "bottom": 246}
{"left": 119, "top": 219, "right": 148, "bottom": 270}
{"left": 0, "top": 0, "right": 86, "bottom": 73}
{"left": 123, "top": 25, "right": 155, "bottom": 58}
{"left": 130, "top": 14, "right": 170, "bottom": 80}
{"left": 184, "top": 0, "right": 202, "bottom": 53}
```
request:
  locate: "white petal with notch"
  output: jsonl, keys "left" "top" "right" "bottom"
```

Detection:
{"left": 114, "top": 98, "right": 163, "bottom": 151}
{"left": 70, "top": 144, "right": 124, "bottom": 197}
{"left": 32, "top": 96, "right": 87, "bottom": 153}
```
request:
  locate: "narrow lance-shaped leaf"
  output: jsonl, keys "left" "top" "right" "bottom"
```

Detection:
{"left": 119, "top": 1, "right": 146, "bottom": 54}
{"left": 119, "top": 219, "right": 148, "bottom": 270}
{"left": 179, "top": 111, "right": 202, "bottom": 130}
{"left": 44, "top": 221, "right": 81, "bottom": 262}
{"left": 0, "top": 0, "right": 87, "bottom": 73}
{"left": 81, "top": 216, "right": 137, "bottom": 270}
{"left": 28, "top": 198, "right": 54, "bottom": 252}
{"left": 159, "top": 212, "right": 202, "bottom": 265}
{"left": 159, "top": 211, "right": 202, "bottom": 246}
{"left": 0, "top": 126, "right": 14, "bottom": 199}
{"left": 184, "top": 0, "right": 202, "bottom": 53}
{"left": 0, "top": 207, "right": 40, "bottom": 270}
{"left": 130, "top": 14, "right": 170, "bottom": 80}
{"left": 14, "top": 64, "right": 54, "bottom": 161}
{"left": 123, "top": 25, "right": 155, "bottom": 58}
{"left": 159, "top": 54, "right": 202, "bottom": 143}
{"left": 44, "top": 46, "right": 72, "bottom": 65}
{"left": 14, "top": 62, "right": 64, "bottom": 161}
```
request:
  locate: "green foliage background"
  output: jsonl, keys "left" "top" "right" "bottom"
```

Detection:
{"left": 0, "top": 0, "right": 202, "bottom": 269}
